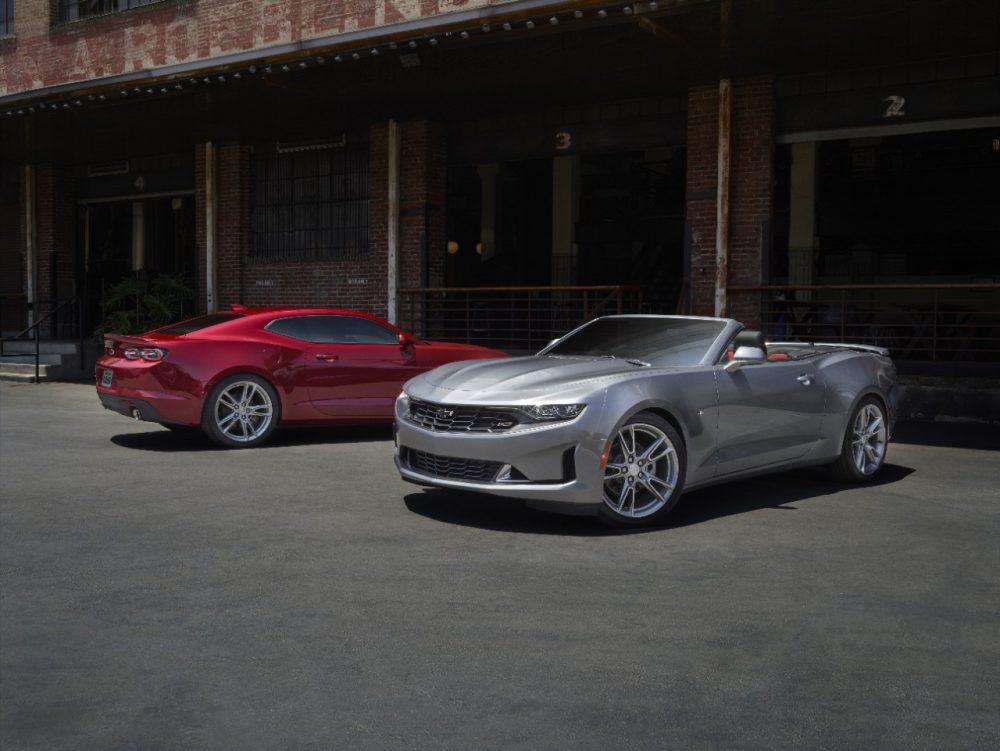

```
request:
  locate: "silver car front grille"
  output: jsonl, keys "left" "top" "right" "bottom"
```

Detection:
{"left": 404, "top": 448, "right": 504, "bottom": 482}
{"left": 406, "top": 398, "right": 521, "bottom": 433}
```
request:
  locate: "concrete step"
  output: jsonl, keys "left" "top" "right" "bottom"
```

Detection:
{"left": 0, "top": 359, "right": 92, "bottom": 383}
{"left": 0, "top": 363, "right": 60, "bottom": 383}
{"left": 1, "top": 339, "right": 83, "bottom": 355}
{"left": 0, "top": 339, "right": 99, "bottom": 382}
{"left": 0, "top": 354, "right": 65, "bottom": 365}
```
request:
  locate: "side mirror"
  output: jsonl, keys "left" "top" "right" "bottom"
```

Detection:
{"left": 398, "top": 332, "right": 416, "bottom": 349}
{"left": 724, "top": 346, "right": 766, "bottom": 372}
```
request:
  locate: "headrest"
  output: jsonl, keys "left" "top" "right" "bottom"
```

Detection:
{"left": 734, "top": 330, "right": 765, "bottom": 352}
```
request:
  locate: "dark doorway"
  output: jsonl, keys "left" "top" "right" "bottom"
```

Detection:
{"left": 772, "top": 127, "right": 1000, "bottom": 282}
{"left": 576, "top": 148, "right": 686, "bottom": 311}
{"left": 445, "top": 148, "right": 686, "bottom": 306}
{"left": 447, "top": 159, "right": 553, "bottom": 287}
{"left": 80, "top": 196, "right": 196, "bottom": 334}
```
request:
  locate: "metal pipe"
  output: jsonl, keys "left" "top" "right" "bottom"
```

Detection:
{"left": 387, "top": 120, "right": 400, "bottom": 324}
{"left": 714, "top": 77, "right": 732, "bottom": 318}
{"left": 24, "top": 165, "right": 36, "bottom": 329}
{"left": 205, "top": 142, "right": 217, "bottom": 313}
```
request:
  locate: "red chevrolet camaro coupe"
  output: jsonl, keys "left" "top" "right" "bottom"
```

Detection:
{"left": 96, "top": 306, "right": 506, "bottom": 448}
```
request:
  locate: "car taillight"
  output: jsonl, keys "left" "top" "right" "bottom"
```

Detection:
{"left": 122, "top": 347, "right": 166, "bottom": 361}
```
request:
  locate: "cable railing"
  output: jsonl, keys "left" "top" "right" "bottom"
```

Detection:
{"left": 398, "top": 285, "right": 644, "bottom": 352}
{"left": 727, "top": 283, "right": 1000, "bottom": 362}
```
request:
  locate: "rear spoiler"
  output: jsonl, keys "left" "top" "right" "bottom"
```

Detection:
{"left": 767, "top": 341, "right": 891, "bottom": 358}
{"left": 103, "top": 334, "right": 154, "bottom": 347}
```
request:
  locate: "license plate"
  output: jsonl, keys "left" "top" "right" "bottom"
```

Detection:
{"left": 101, "top": 369, "right": 113, "bottom": 387}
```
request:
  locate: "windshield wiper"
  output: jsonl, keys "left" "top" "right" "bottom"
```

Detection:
{"left": 598, "top": 354, "right": 650, "bottom": 367}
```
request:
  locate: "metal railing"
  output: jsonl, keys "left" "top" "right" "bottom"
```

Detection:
{"left": 0, "top": 298, "right": 84, "bottom": 383}
{"left": 398, "top": 285, "right": 644, "bottom": 352}
{"left": 727, "top": 283, "right": 1000, "bottom": 362}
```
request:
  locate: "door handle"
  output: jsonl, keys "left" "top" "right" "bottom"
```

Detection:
{"left": 315, "top": 353, "right": 339, "bottom": 362}
{"left": 797, "top": 374, "right": 813, "bottom": 386}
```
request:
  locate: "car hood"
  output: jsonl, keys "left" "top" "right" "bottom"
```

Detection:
{"left": 407, "top": 355, "right": 672, "bottom": 404}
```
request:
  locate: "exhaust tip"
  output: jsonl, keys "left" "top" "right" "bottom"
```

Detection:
{"left": 130, "top": 408, "right": 142, "bottom": 421}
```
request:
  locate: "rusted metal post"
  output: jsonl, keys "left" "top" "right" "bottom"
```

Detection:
{"left": 840, "top": 289, "right": 846, "bottom": 342}
{"left": 205, "top": 142, "right": 217, "bottom": 313}
{"left": 387, "top": 119, "right": 400, "bottom": 325}
{"left": 932, "top": 289, "right": 939, "bottom": 361}
{"left": 715, "top": 0, "right": 733, "bottom": 318}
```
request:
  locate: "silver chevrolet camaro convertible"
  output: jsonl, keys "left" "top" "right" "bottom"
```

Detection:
{"left": 394, "top": 315, "right": 898, "bottom": 527}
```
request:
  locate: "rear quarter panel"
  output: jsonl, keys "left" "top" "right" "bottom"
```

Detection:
{"left": 815, "top": 351, "right": 898, "bottom": 455}
{"left": 165, "top": 337, "right": 318, "bottom": 421}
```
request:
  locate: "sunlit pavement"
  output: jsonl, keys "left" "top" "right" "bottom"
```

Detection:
{"left": 1, "top": 381, "right": 998, "bottom": 750}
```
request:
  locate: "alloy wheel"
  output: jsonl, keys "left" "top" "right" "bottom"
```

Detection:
{"left": 602, "top": 422, "right": 679, "bottom": 519}
{"left": 214, "top": 380, "right": 274, "bottom": 443}
{"left": 851, "top": 402, "right": 886, "bottom": 475}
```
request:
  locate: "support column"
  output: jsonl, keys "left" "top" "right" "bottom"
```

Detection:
{"left": 23, "top": 165, "right": 36, "bottom": 327}
{"left": 715, "top": 78, "right": 732, "bottom": 317}
{"left": 477, "top": 163, "right": 499, "bottom": 263}
{"left": 131, "top": 201, "right": 145, "bottom": 272}
{"left": 387, "top": 120, "right": 400, "bottom": 324}
{"left": 204, "top": 142, "right": 217, "bottom": 313}
{"left": 551, "top": 155, "right": 580, "bottom": 286}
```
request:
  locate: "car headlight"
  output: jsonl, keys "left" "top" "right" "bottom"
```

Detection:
{"left": 396, "top": 392, "right": 411, "bottom": 415}
{"left": 519, "top": 404, "right": 585, "bottom": 422}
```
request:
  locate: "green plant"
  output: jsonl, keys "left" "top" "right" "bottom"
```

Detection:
{"left": 94, "top": 273, "right": 195, "bottom": 335}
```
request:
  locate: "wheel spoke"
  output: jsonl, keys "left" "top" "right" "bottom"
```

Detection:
{"left": 645, "top": 474, "right": 675, "bottom": 494}
{"left": 622, "top": 426, "right": 636, "bottom": 458}
{"left": 615, "top": 481, "right": 633, "bottom": 512}
{"left": 638, "top": 436, "right": 666, "bottom": 462}
{"left": 641, "top": 478, "right": 668, "bottom": 504}
{"left": 604, "top": 462, "right": 628, "bottom": 479}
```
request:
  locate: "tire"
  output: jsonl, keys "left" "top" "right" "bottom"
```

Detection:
{"left": 201, "top": 374, "right": 280, "bottom": 449}
{"left": 829, "top": 396, "right": 888, "bottom": 482}
{"left": 597, "top": 411, "right": 686, "bottom": 528}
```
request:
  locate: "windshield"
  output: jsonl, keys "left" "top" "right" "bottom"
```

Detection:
{"left": 544, "top": 317, "right": 727, "bottom": 367}
{"left": 155, "top": 313, "right": 240, "bottom": 335}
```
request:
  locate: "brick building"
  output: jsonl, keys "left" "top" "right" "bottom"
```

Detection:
{"left": 1, "top": 0, "right": 998, "bottom": 362}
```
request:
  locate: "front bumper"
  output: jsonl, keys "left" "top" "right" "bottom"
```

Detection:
{"left": 394, "top": 398, "right": 608, "bottom": 513}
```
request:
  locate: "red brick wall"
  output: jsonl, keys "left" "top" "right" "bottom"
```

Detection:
{"left": 399, "top": 120, "right": 447, "bottom": 290}
{"left": 1, "top": 0, "right": 497, "bottom": 98}
{"left": 192, "top": 120, "right": 442, "bottom": 321}
{"left": 33, "top": 162, "right": 75, "bottom": 311}
{"left": 685, "top": 77, "right": 773, "bottom": 327}
{"left": 685, "top": 85, "right": 719, "bottom": 318}
{"left": 728, "top": 77, "right": 773, "bottom": 328}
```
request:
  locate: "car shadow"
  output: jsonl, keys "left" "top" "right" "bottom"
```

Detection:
{"left": 109, "top": 423, "right": 394, "bottom": 452}
{"left": 403, "top": 463, "right": 915, "bottom": 536}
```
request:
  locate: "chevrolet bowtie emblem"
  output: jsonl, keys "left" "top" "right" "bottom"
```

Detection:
{"left": 435, "top": 408, "right": 454, "bottom": 419}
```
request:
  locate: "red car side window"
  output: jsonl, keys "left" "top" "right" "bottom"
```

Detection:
{"left": 267, "top": 315, "right": 397, "bottom": 345}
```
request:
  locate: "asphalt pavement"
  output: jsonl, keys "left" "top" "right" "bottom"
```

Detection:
{"left": 1, "top": 381, "right": 998, "bottom": 750}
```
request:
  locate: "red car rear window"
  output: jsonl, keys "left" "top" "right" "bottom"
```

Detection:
{"left": 156, "top": 313, "right": 241, "bottom": 335}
